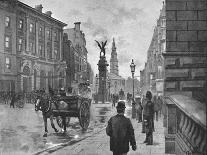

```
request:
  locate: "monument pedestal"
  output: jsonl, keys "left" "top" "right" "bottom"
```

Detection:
{"left": 97, "top": 56, "right": 108, "bottom": 104}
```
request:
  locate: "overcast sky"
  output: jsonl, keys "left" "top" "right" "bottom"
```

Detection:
{"left": 20, "top": 0, "right": 163, "bottom": 78}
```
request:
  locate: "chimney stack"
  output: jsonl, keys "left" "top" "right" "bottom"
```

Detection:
{"left": 45, "top": 11, "right": 52, "bottom": 17}
{"left": 35, "top": 4, "right": 43, "bottom": 12}
{"left": 74, "top": 22, "right": 81, "bottom": 31}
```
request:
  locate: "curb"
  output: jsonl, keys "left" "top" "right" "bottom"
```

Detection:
{"left": 33, "top": 124, "right": 107, "bottom": 155}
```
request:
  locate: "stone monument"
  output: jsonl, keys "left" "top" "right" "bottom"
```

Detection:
{"left": 95, "top": 40, "right": 109, "bottom": 104}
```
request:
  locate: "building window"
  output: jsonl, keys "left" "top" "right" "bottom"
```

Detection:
{"left": 5, "top": 57, "right": 11, "bottom": 69}
{"left": 39, "top": 27, "right": 43, "bottom": 37}
{"left": 158, "top": 66, "right": 162, "bottom": 79}
{"left": 5, "top": 36, "right": 11, "bottom": 48}
{"left": 29, "top": 42, "right": 34, "bottom": 53}
{"left": 29, "top": 23, "right": 34, "bottom": 33}
{"left": 39, "top": 44, "right": 44, "bottom": 58}
{"left": 18, "top": 19, "right": 23, "bottom": 29}
{"left": 18, "top": 38, "right": 23, "bottom": 51}
{"left": 54, "top": 32, "right": 58, "bottom": 41}
{"left": 161, "top": 42, "right": 166, "bottom": 53}
{"left": 161, "top": 19, "right": 166, "bottom": 27}
{"left": 46, "top": 29, "right": 51, "bottom": 40}
{"left": 47, "top": 47, "right": 52, "bottom": 59}
{"left": 54, "top": 49, "right": 58, "bottom": 60}
{"left": 5, "top": 16, "right": 10, "bottom": 27}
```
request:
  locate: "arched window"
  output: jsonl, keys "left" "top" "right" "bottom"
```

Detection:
{"left": 23, "top": 65, "right": 30, "bottom": 76}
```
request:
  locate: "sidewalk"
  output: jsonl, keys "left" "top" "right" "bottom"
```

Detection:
{"left": 51, "top": 108, "right": 166, "bottom": 155}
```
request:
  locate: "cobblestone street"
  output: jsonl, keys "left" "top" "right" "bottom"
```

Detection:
{"left": 50, "top": 107, "right": 166, "bottom": 155}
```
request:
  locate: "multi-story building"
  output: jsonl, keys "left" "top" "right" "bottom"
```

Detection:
{"left": 63, "top": 33, "right": 75, "bottom": 88}
{"left": 86, "top": 62, "right": 94, "bottom": 85}
{"left": 64, "top": 22, "right": 92, "bottom": 92}
{"left": 140, "top": 2, "right": 165, "bottom": 96}
{"left": 163, "top": 0, "right": 207, "bottom": 154}
{"left": 0, "top": 0, "right": 67, "bottom": 92}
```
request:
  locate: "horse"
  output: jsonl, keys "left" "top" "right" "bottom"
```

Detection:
{"left": 35, "top": 94, "right": 67, "bottom": 137}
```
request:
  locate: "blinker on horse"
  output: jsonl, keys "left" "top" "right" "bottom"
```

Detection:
{"left": 35, "top": 95, "right": 67, "bottom": 137}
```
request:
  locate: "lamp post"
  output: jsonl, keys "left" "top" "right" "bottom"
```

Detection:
{"left": 130, "top": 59, "right": 136, "bottom": 119}
{"left": 130, "top": 59, "right": 136, "bottom": 100}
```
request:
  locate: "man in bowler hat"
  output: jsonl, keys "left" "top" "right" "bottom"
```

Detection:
{"left": 143, "top": 91, "right": 154, "bottom": 145}
{"left": 106, "top": 101, "right": 137, "bottom": 155}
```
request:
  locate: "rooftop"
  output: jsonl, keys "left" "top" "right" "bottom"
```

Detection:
{"left": 18, "top": 0, "right": 67, "bottom": 27}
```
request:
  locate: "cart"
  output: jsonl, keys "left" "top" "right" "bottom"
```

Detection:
{"left": 53, "top": 95, "right": 91, "bottom": 130}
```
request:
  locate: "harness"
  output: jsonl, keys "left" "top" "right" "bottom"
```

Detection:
{"left": 38, "top": 95, "right": 52, "bottom": 113}
{"left": 44, "top": 100, "right": 51, "bottom": 113}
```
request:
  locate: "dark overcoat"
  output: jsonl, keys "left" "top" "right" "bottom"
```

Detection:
{"left": 106, "top": 114, "right": 136, "bottom": 153}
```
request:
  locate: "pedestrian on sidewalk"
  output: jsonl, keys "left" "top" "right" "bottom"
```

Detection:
{"left": 153, "top": 96, "right": 159, "bottom": 121}
{"left": 106, "top": 101, "right": 137, "bottom": 155}
{"left": 157, "top": 95, "right": 163, "bottom": 117}
{"left": 135, "top": 96, "right": 143, "bottom": 123}
{"left": 143, "top": 91, "right": 154, "bottom": 145}
{"left": 141, "top": 95, "right": 146, "bottom": 133}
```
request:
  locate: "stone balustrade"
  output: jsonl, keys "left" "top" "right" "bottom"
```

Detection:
{"left": 164, "top": 94, "right": 206, "bottom": 155}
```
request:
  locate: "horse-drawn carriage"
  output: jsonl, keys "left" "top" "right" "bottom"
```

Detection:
{"left": 35, "top": 83, "right": 92, "bottom": 137}
{"left": 53, "top": 95, "right": 91, "bottom": 130}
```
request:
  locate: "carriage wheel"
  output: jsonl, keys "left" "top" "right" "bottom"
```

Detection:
{"left": 56, "top": 116, "right": 70, "bottom": 128}
{"left": 79, "top": 101, "right": 90, "bottom": 130}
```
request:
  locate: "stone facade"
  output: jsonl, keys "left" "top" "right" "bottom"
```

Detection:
{"left": 140, "top": 2, "right": 166, "bottom": 96}
{"left": 164, "top": 0, "right": 207, "bottom": 154}
{"left": 63, "top": 33, "right": 75, "bottom": 88}
{"left": 0, "top": 0, "right": 67, "bottom": 92}
{"left": 164, "top": 0, "right": 207, "bottom": 101}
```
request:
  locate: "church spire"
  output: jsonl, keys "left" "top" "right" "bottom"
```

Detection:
{"left": 112, "top": 38, "right": 116, "bottom": 51}
{"left": 110, "top": 37, "right": 119, "bottom": 75}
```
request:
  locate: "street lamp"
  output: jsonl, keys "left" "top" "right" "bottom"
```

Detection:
{"left": 130, "top": 59, "right": 136, "bottom": 100}
{"left": 130, "top": 59, "right": 136, "bottom": 119}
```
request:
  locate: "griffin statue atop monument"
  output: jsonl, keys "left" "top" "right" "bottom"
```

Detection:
{"left": 95, "top": 40, "right": 107, "bottom": 57}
